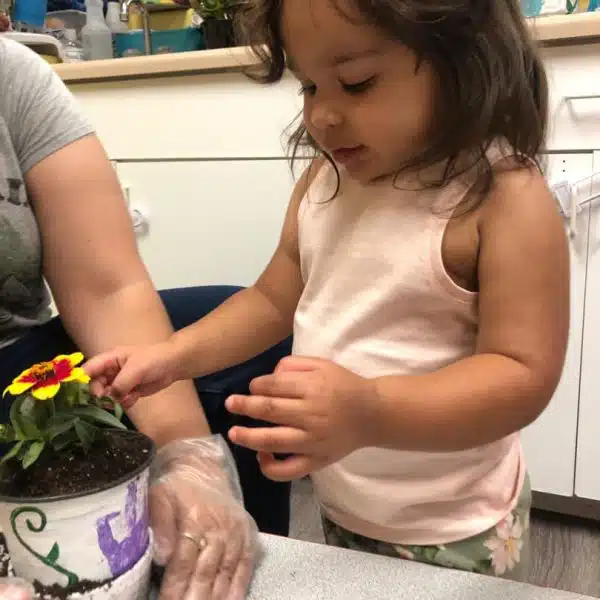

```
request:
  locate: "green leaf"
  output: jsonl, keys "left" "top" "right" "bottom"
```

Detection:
{"left": 46, "top": 415, "right": 78, "bottom": 441}
{"left": 97, "top": 396, "right": 123, "bottom": 422}
{"left": 22, "top": 440, "right": 46, "bottom": 469}
{"left": 70, "top": 406, "right": 127, "bottom": 430}
{"left": 0, "top": 424, "right": 15, "bottom": 443}
{"left": 9, "top": 396, "right": 27, "bottom": 440}
{"left": 52, "top": 391, "right": 70, "bottom": 413}
{"left": 77, "top": 385, "right": 92, "bottom": 406}
{"left": 52, "top": 429, "right": 79, "bottom": 452}
{"left": 62, "top": 382, "right": 78, "bottom": 408}
{"left": 0, "top": 440, "right": 24, "bottom": 465}
{"left": 74, "top": 420, "right": 97, "bottom": 451}
{"left": 18, "top": 398, "right": 42, "bottom": 439}
{"left": 113, "top": 401, "right": 124, "bottom": 422}
{"left": 46, "top": 543, "right": 60, "bottom": 563}
{"left": 17, "top": 441, "right": 31, "bottom": 461}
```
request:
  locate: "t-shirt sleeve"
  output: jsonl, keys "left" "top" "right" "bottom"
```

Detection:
{"left": 0, "top": 39, "right": 95, "bottom": 174}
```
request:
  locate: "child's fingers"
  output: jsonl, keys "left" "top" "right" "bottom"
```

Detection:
{"left": 258, "top": 452, "right": 312, "bottom": 482}
{"left": 228, "top": 425, "right": 310, "bottom": 455}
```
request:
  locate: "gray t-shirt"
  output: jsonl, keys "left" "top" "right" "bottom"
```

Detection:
{"left": 0, "top": 38, "right": 93, "bottom": 349}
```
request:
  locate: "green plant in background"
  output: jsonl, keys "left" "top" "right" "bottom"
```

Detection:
{"left": 192, "top": 0, "right": 242, "bottom": 20}
{"left": 0, "top": 353, "right": 125, "bottom": 470}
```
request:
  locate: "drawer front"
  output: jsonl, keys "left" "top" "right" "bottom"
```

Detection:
{"left": 69, "top": 72, "right": 303, "bottom": 160}
{"left": 542, "top": 43, "right": 600, "bottom": 151}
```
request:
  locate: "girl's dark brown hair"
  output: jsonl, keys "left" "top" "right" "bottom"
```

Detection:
{"left": 236, "top": 0, "right": 548, "bottom": 198}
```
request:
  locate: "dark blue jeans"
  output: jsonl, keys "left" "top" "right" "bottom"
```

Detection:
{"left": 0, "top": 286, "right": 292, "bottom": 537}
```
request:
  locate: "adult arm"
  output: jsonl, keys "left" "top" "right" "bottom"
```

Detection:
{"left": 4, "top": 40, "right": 209, "bottom": 446}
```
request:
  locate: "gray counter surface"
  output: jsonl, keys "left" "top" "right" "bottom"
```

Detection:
{"left": 153, "top": 534, "right": 596, "bottom": 600}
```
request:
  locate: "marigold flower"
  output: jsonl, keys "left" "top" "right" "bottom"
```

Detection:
{"left": 3, "top": 352, "right": 90, "bottom": 401}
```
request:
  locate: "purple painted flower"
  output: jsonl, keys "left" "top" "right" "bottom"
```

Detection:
{"left": 96, "top": 480, "right": 149, "bottom": 577}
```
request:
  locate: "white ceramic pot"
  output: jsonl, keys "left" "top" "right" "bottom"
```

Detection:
{"left": 0, "top": 433, "right": 155, "bottom": 590}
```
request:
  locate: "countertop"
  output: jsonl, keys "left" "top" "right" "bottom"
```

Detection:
{"left": 54, "top": 12, "right": 600, "bottom": 84}
{"left": 152, "top": 534, "right": 596, "bottom": 600}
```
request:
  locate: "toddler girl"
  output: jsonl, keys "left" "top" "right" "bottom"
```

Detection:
{"left": 86, "top": 0, "right": 569, "bottom": 579}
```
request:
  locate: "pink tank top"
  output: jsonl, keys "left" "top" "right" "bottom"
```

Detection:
{"left": 293, "top": 151, "right": 525, "bottom": 545}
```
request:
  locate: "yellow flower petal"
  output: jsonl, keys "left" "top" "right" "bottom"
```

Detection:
{"left": 31, "top": 384, "right": 61, "bottom": 401}
{"left": 55, "top": 352, "right": 84, "bottom": 367}
{"left": 62, "top": 368, "right": 90, "bottom": 385}
{"left": 2, "top": 380, "right": 35, "bottom": 398}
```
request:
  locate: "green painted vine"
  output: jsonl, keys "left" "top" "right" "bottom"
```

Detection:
{"left": 10, "top": 506, "right": 79, "bottom": 586}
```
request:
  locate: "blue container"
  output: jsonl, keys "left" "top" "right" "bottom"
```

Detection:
{"left": 114, "top": 27, "right": 204, "bottom": 58}
{"left": 13, "top": 0, "right": 48, "bottom": 26}
{"left": 520, "top": 0, "right": 543, "bottom": 16}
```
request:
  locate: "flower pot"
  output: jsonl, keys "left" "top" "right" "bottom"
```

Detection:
{"left": 0, "top": 430, "right": 155, "bottom": 596}
{"left": 202, "top": 18, "right": 235, "bottom": 49}
{"left": 0, "top": 530, "right": 154, "bottom": 600}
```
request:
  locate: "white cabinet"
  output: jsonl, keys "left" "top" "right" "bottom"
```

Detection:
{"left": 521, "top": 153, "right": 592, "bottom": 497}
{"left": 575, "top": 151, "right": 600, "bottom": 501}
{"left": 72, "top": 72, "right": 301, "bottom": 161}
{"left": 115, "top": 159, "right": 294, "bottom": 290}
{"left": 541, "top": 44, "right": 600, "bottom": 151}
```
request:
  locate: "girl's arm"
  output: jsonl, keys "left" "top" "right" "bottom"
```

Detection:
{"left": 165, "top": 161, "right": 309, "bottom": 382}
{"left": 84, "top": 160, "right": 317, "bottom": 401}
{"left": 370, "top": 165, "right": 569, "bottom": 452}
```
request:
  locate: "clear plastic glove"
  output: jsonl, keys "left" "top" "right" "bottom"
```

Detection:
{"left": 150, "top": 435, "right": 259, "bottom": 600}
{"left": 0, "top": 578, "right": 34, "bottom": 600}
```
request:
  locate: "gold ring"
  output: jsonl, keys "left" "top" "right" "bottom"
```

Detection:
{"left": 181, "top": 532, "right": 208, "bottom": 552}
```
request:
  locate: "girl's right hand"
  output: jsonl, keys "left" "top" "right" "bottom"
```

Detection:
{"left": 84, "top": 341, "right": 180, "bottom": 408}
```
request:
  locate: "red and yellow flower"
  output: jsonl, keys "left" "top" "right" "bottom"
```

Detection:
{"left": 3, "top": 352, "right": 90, "bottom": 401}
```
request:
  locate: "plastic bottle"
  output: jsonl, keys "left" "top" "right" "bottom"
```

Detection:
{"left": 520, "top": 0, "right": 543, "bottom": 16}
{"left": 81, "top": 0, "right": 113, "bottom": 60}
{"left": 105, "top": 0, "right": 128, "bottom": 58}
{"left": 62, "top": 28, "right": 85, "bottom": 62}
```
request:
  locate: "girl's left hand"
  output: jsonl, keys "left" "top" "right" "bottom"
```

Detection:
{"left": 225, "top": 356, "right": 376, "bottom": 481}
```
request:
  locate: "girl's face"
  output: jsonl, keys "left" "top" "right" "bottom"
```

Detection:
{"left": 282, "top": 0, "right": 437, "bottom": 184}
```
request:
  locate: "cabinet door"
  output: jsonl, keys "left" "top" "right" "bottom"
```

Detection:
{"left": 541, "top": 44, "right": 600, "bottom": 152}
{"left": 114, "top": 159, "right": 294, "bottom": 290}
{"left": 575, "top": 151, "right": 600, "bottom": 501}
{"left": 520, "top": 153, "right": 592, "bottom": 497}
{"left": 70, "top": 73, "right": 302, "bottom": 160}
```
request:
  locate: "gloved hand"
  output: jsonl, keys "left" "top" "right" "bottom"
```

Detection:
{"left": 0, "top": 578, "right": 34, "bottom": 600}
{"left": 150, "top": 435, "right": 259, "bottom": 600}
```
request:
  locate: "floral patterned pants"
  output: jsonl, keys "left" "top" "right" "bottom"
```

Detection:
{"left": 322, "top": 476, "right": 531, "bottom": 579}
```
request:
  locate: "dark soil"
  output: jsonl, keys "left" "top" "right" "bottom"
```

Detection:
{"left": 32, "top": 577, "right": 113, "bottom": 599}
{"left": 0, "top": 430, "right": 154, "bottom": 499}
{"left": 0, "top": 533, "right": 12, "bottom": 577}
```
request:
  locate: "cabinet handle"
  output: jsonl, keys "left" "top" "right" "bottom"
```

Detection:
{"left": 552, "top": 181, "right": 578, "bottom": 237}
{"left": 564, "top": 94, "right": 600, "bottom": 101}
{"left": 131, "top": 208, "right": 148, "bottom": 235}
{"left": 579, "top": 191, "right": 600, "bottom": 209}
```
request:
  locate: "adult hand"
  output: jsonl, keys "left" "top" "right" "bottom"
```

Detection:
{"left": 0, "top": 577, "right": 34, "bottom": 600}
{"left": 225, "top": 356, "right": 376, "bottom": 481}
{"left": 84, "top": 341, "right": 181, "bottom": 409}
{"left": 151, "top": 435, "right": 259, "bottom": 600}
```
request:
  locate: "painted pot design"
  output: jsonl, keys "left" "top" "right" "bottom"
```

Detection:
{"left": 0, "top": 435, "right": 154, "bottom": 589}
